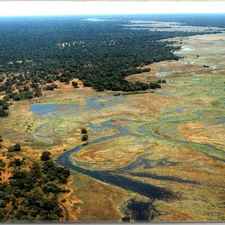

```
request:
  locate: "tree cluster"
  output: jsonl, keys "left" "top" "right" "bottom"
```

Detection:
{"left": 0, "top": 151, "right": 70, "bottom": 222}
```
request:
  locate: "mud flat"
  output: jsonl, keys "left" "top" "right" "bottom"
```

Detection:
{"left": 1, "top": 32, "right": 225, "bottom": 222}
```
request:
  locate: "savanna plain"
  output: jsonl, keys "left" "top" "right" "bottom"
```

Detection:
{"left": 0, "top": 14, "right": 224, "bottom": 222}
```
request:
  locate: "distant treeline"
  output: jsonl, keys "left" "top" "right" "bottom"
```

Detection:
{"left": 0, "top": 16, "right": 216, "bottom": 100}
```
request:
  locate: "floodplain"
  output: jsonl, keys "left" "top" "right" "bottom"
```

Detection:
{"left": 1, "top": 29, "right": 225, "bottom": 221}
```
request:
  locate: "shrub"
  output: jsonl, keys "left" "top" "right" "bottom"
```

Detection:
{"left": 81, "top": 128, "right": 87, "bottom": 134}
{"left": 40, "top": 151, "right": 51, "bottom": 161}
{"left": 81, "top": 134, "right": 88, "bottom": 142}
{"left": 72, "top": 81, "right": 78, "bottom": 88}
{"left": 9, "top": 143, "right": 21, "bottom": 152}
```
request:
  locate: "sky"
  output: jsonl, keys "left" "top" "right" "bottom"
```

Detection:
{"left": 0, "top": 1, "right": 225, "bottom": 16}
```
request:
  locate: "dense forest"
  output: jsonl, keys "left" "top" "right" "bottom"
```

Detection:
{"left": 0, "top": 16, "right": 182, "bottom": 93}
{"left": 0, "top": 15, "right": 223, "bottom": 115}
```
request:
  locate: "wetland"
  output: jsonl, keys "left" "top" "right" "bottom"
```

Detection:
{"left": 0, "top": 14, "right": 225, "bottom": 222}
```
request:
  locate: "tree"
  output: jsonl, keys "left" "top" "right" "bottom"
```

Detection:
{"left": 40, "top": 151, "right": 51, "bottom": 161}
{"left": 148, "top": 82, "right": 161, "bottom": 89}
{"left": 42, "top": 160, "right": 70, "bottom": 184}
{"left": 0, "top": 159, "right": 5, "bottom": 169}
{"left": 34, "top": 88, "right": 42, "bottom": 97}
{"left": 10, "top": 159, "right": 23, "bottom": 168}
{"left": 81, "top": 134, "right": 88, "bottom": 142}
{"left": 9, "top": 143, "right": 21, "bottom": 152}
{"left": 72, "top": 81, "right": 78, "bottom": 88}
{"left": 0, "top": 104, "right": 8, "bottom": 117}
{"left": 80, "top": 128, "right": 87, "bottom": 134}
{"left": 30, "top": 162, "right": 42, "bottom": 180}
{"left": 43, "top": 183, "right": 62, "bottom": 194}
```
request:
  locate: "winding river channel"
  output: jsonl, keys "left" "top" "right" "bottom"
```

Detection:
{"left": 56, "top": 118, "right": 177, "bottom": 200}
{"left": 31, "top": 83, "right": 225, "bottom": 201}
{"left": 55, "top": 115, "right": 225, "bottom": 201}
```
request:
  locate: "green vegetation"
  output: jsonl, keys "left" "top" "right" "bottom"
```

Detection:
{"left": 122, "top": 197, "right": 157, "bottom": 222}
{"left": 0, "top": 137, "right": 71, "bottom": 222}
{"left": 0, "top": 99, "right": 9, "bottom": 117}
{"left": 0, "top": 16, "right": 188, "bottom": 107}
{"left": 0, "top": 160, "right": 5, "bottom": 169}
{"left": 1, "top": 15, "right": 220, "bottom": 117}
{"left": 81, "top": 134, "right": 88, "bottom": 142}
{"left": 72, "top": 81, "right": 78, "bottom": 88}
{"left": 81, "top": 128, "right": 88, "bottom": 134}
{"left": 80, "top": 128, "right": 89, "bottom": 142}
{"left": 42, "top": 160, "right": 70, "bottom": 184}
{"left": 8, "top": 143, "right": 21, "bottom": 152}
{"left": 0, "top": 158, "right": 70, "bottom": 222}
{"left": 40, "top": 151, "right": 51, "bottom": 161}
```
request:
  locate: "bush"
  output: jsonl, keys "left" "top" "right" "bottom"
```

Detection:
{"left": 9, "top": 143, "right": 21, "bottom": 152}
{"left": 10, "top": 159, "right": 23, "bottom": 168}
{"left": 0, "top": 109, "right": 8, "bottom": 117}
{"left": 0, "top": 100, "right": 9, "bottom": 117}
{"left": 44, "top": 83, "right": 57, "bottom": 91}
{"left": 40, "top": 151, "right": 51, "bottom": 161}
{"left": 42, "top": 161, "right": 70, "bottom": 184}
{"left": 81, "top": 134, "right": 88, "bottom": 142}
{"left": 148, "top": 82, "right": 161, "bottom": 89}
{"left": 72, "top": 81, "right": 78, "bottom": 88}
{"left": 81, "top": 128, "right": 87, "bottom": 134}
{"left": 43, "top": 183, "right": 63, "bottom": 194}
{"left": 157, "top": 79, "right": 166, "bottom": 84}
{"left": 0, "top": 160, "right": 6, "bottom": 169}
